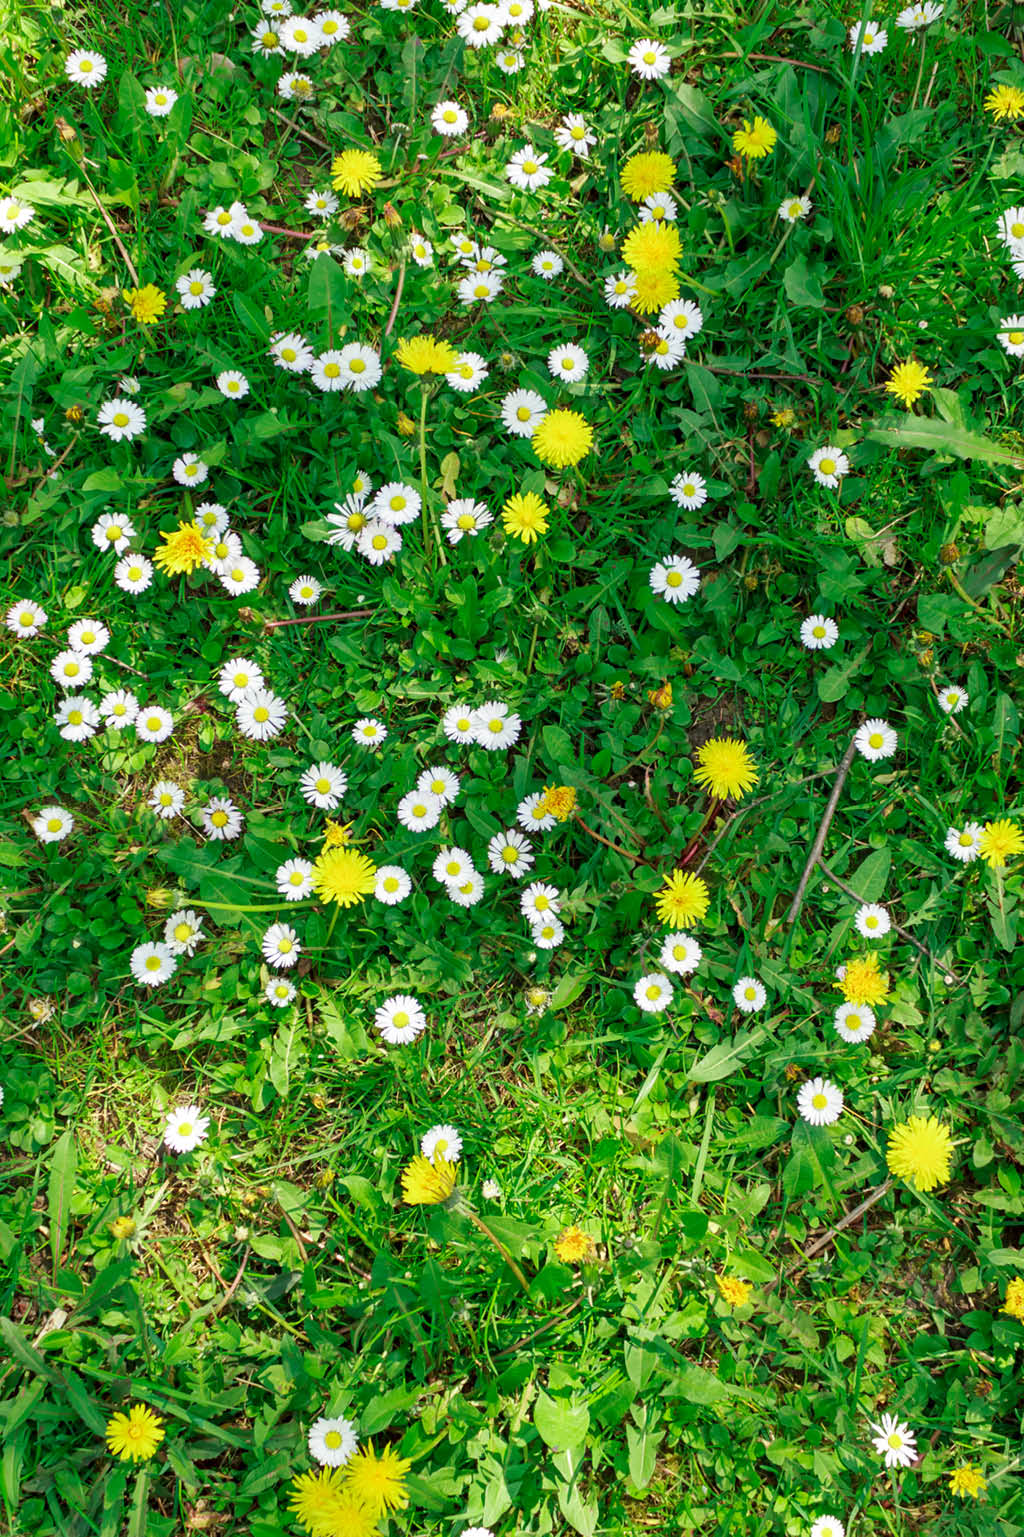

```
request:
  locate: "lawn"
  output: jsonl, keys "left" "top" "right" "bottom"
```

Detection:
{"left": 1, "top": 0, "right": 1024, "bottom": 1534}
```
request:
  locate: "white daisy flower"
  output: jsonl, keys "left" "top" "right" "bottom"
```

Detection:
{"left": 145, "top": 85, "right": 179, "bottom": 116}
{"left": 416, "top": 766, "right": 460, "bottom": 805}
{"left": 97, "top": 398, "right": 147, "bottom": 441}
{"left": 375, "top": 865, "right": 412, "bottom": 904}
{"left": 833, "top": 1002, "right": 876, "bottom": 1043}
{"left": 202, "top": 797, "right": 244, "bottom": 840}
{"left": 848, "top": 20, "right": 887, "bottom": 52}
{"left": 131, "top": 942, "right": 177, "bottom": 987}
{"left": 220, "top": 558, "right": 261, "bottom": 596}
{"left": 163, "top": 1105, "right": 210, "bottom": 1152}
{"left": 305, "top": 189, "right": 339, "bottom": 219}
{"left": 441, "top": 498, "right": 492, "bottom": 543}
{"left": 217, "top": 370, "right": 250, "bottom": 400}
{"left": 855, "top": 903, "right": 891, "bottom": 938}
{"left": 269, "top": 331, "right": 315, "bottom": 372}
{"left": 456, "top": 271, "right": 504, "bottom": 305}
{"left": 172, "top": 452, "right": 208, "bottom": 487}
{"left": 808, "top": 446, "right": 850, "bottom": 487}
{"left": 800, "top": 614, "right": 839, "bottom": 650}
{"left": 936, "top": 683, "right": 968, "bottom": 715}
{"left": 500, "top": 389, "right": 548, "bottom": 437}
{"left": 732, "top": 977, "right": 766, "bottom": 1013}
{"left": 99, "top": 689, "right": 139, "bottom": 730}
{"left": 357, "top": 520, "right": 402, "bottom": 565}
{"left": 262, "top": 922, "right": 301, "bottom": 969}
{"left": 446, "top": 352, "right": 489, "bottom": 391}
{"left": 311, "top": 350, "right": 347, "bottom": 391}
{"left": 505, "top": 144, "right": 553, "bottom": 191}
{"left": 50, "top": 650, "right": 93, "bottom": 690}
{"left": 301, "top": 762, "right": 348, "bottom": 809}
{"left": 266, "top": 977, "right": 298, "bottom": 1007}
{"left": 649, "top": 555, "right": 700, "bottom": 604}
{"left": 442, "top": 704, "right": 477, "bottom": 744}
{"left": 633, "top": 972, "right": 674, "bottom": 1013}
{"left": 0, "top": 197, "right": 35, "bottom": 232}
{"left": 315, "top": 10, "right": 350, "bottom": 43}
{"left": 251, "top": 23, "right": 285, "bottom": 54}
{"left": 604, "top": 270, "right": 637, "bottom": 309}
{"left": 92, "top": 512, "right": 137, "bottom": 553}
{"left": 649, "top": 333, "right": 686, "bottom": 370}
{"left": 997, "top": 206, "right": 1024, "bottom": 252}
{"left": 375, "top": 994, "right": 427, "bottom": 1044}
{"left": 627, "top": 37, "right": 671, "bottom": 78}
{"left": 164, "top": 908, "right": 204, "bottom": 956}
{"left": 337, "top": 342, "right": 382, "bottom": 391}
{"left": 32, "top": 807, "right": 74, "bottom": 843}
{"left": 148, "top": 780, "right": 185, "bottom": 819}
{"left": 278, "top": 71, "right": 314, "bottom": 101}
{"left": 195, "top": 502, "right": 229, "bottom": 536}
{"left": 472, "top": 700, "right": 521, "bottom": 749}
{"left": 236, "top": 689, "right": 288, "bottom": 741}
{"left": 115, "top": 555, "right": 154, "bottom": 594}
{"left": 218, "top": 657, "right": 265, "bottom": 702}
{"left": 516, "top": 792, "right": 556, "bottom": 833}
{"left": 944, "top": 823, "right": 983, "bottom": 863}
{"left": 658, "top": 298, "right": 703, "bottom": 340}
{"left": 669, "top": 471, "right": 707, "bottom": 509}
{"left": 520, "top": 881, "right": 561, "bottom": 921}
{"left": 136, "top": 706, "right": 174, "bottom": 744}
{"left": 372, "top": 482, "right": 421, "bottom": 527}
{"left": 854, "top": 718, "right": 898, "bottom": 761}
{"left": 176, "top": 268, "right": 216, "bottom": 309}
{"left": 343, "top": 247, "right": 371, "bottom": 277}
{"left": 797, "top": 1077, "right": 844, "bottom": 1126}
{"left": 203, "top": 201, "right": 247, "bottom": 237}
{"left": 869, "top": 1413, "right": 918, "bottom": 1468}
{"left": 6, "top": 599, "right": 47, "bottom": 636}
{"left": 530, "top": 915, "right": 565, "bottom": 949}
{"left": 457, "top": 4, "right": 504, "bottom": 47}
{"left": 659, "top": 932, "right": 702, "bottom": 975}
{"left": 487, "top": 829, "right": 534, "bottom": 877}
{"left": 409, "top": 232, "right": 434, "bottom": 266}
{"left": 895, "top": 1, "right": 942, "bottom": 29}
{"left": 421, "top": 1124, "right": 462, "bottom": 1161}
{"left": 448, "top": 871, "right": 486, "bottom": 907}
{"left": 307, "top": 1416, "right": 358, "bottom": 1468}
{"left": 65, "top": 618, "right": 108, "bottom": 657}
{"left": 639, "top": 192, "right": 678, "bottom": 224}
{"left": 432, "top": 846, "right": 475, "bottom": 884}
{"left": 778, "top": 194, "right": 812, "bottom": 223}
{"left": 65, "top": 49, "right": 108, "bottom": 87}
{"left": 810, "top": 1517, "right": 846, "bottom": 1537}
{"left": 289, "top": 575, "right": 322, "bottom": 606}
{"left": 352, "top": 718, "right": 387, "bottom": 748}
{"left": 397, "top": 789, "right": 443, "bottom": 832}
{"left": 547, "top": 343, "right": 589, "bottom": 382}
{"left": 231, "top": 214, "right": 263, "bottom": 246}
{"left": 276, "top": 859, "right": 315, "bottom": 900}
{"left": 431, "top": 99, "right": 469, "bottom": 135}
{"left": 554, "top": 114, "right": 595, "bottom": 156}
{"left": 56, "top": 695, "right": 100, "bottom": 742}
{"left": 997, "top": 315, "right": 1024, "bottom": 357}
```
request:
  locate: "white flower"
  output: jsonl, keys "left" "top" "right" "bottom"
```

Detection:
{"left": 231, "top": 213, "right": 263, "bottom": 245}
{"left": 266, "top": 977, "right": 297, "bottom": 1007}
{"left": 251, "top": 23, "right": 285, "bottom": 54}
{"left": 530, "top": 915, "right": 565, "bottom": 949}
{"left": 604, "top": 270, "right": 637, "bottom": 308}
{"left": 936, "top": 683, "right": 968, "bottom": 714}
{"left": 450, "top": 232, "right": 477, "bottom": 259}
{"left": 442, "top": 704, "right": 478, "bottom": 744}
{"left": 997, "top": 315, "right": 1024, "bottom": 357}
{"left": 92, "top": 512, "right": 137, "bottom": 552}
{"left": 849, "top": 20, "right": 887, "bottom": 52}
{"left": 634, "top": 972, "right": 674, "bottom": 1013}
{"left": 312, "top": 350, "right": 347, "bottom": 391}
{"left": 639, "top": 192, "right": 677, "bottom": 224}
{"left": 441, "top": 498, "right": 492, "bottom": 543}
{"left": 343, "top": 247, "right": 371, "bottom": 277}
{"left": 50, "top": 650, "right": 93, "bottom": 689}
{"left": 100, "top": 689, "right": 139, "bottom": 730}
{"left": 270, "top": 331, "right": 315, "bottom": 372}
{"left": 136, "top": 706, "right": 174, "bottom": 744}
{"left": 421, "top": 1124, "right": 462, "bottom": 1161}
{"left": 481, "top": 1180, "right": 501, "bottom": 1200}
{"left": 506, "top": 144, "right": 553, "bottom": 191}
{"left": 375, "top": 865, "right": 412, "bottom": 904}
{"left": 163, "top": 1105, "right": 210, "bottom": 1153}
{"left": 373, "top": 482, "right": 420, "bottom": 527}
{"left": 944, "top": 823, "right": 983, "bottom": 863}
{"left": 357, "top": 520, "right": 402, "bottom": 565}
{"left": 658, "top": 298, "right": 703, "bottom": 340}
{"left": 97, "top": 398, "right": 147, "bottom": 441}
{"left": 778, "top": 194, "right": 812, "bottom": 223}
{"left": 301, "top": 762, "right": 348, "bottom": 810}
{"left": 895, "top": 1, "right": 942, "bottom": 28}
{"left": 352, "top": 718, "right": 387, "bottom": 748}
{"left": 56, "top": 695, "right": 100, "bottom": 742}
{"left": 458, "top": 4, "right": 504, "bottom": 47}
{"left": 6, "top": 599, "right": 47, "bottom": 636}
{"left": 375, "top": 994, "right": 427, "bottom": 1044}
{"left": 145, "top": 84, "right": 179, "bottom": 116}
{"left": 307, "top": 1416, "right": 358, "bottom": 1468}
{"left": 236, "top": 689, "right": 288, "bottom": 741}
{"left": 277, "top": 859, "right": 315, "bottom": 900}
{"left": 833, "top": 1003, "right": 876, "bottom": 1043}
{"left": 409, "top": 232, "right": 433, "bottom": 266}
{"left": 217, "top": 370, "right": 250, "bottom": 400}
{"left": 659, "top": 932, "right": 701, "bottom": 975}
{"left": 855, "top": 903, "right": 891, "bottom": 938}
{"left": 148, "top": 780, "right": 185, "bottom": 819}
{"left": 554, "top": 114, "right": 595, "bottom": 156}
{"left": 487, "top": 829, "right": 534, "bottom": 877}
{"left": 68, "top": 619, "right": 109, "bottom": 655}
{"left": 65, "top": 49, "right": 108, "bottom": 87}
{"left": 520, "top": 881, "right": 561, "bottom": 921}
{"left": 547, "top": 343, "right": 589, "bottom": 382}
{"left": 195, "top": 499, "right": 232, "bottom": 535}
{"left": 997, "top": 206, "right": 1024, "bottom": 253}
{"left": 0, "top": 250, "right": 23, "bottom": 285}
{"left": 732, "top": 977, "right": 766, "bottom": 1013}
{"left": 472, "top": 700, "right": 521, "bottom": 749}
{"left": 627, "top": 37, "right": 671, "bottom": 78}
{"left": 337, "top": 342, "right": 382, "bottom": 392}
{"left": 648, "top": 332, "right": 686, "bottom": 371}
{"left": 669, "top": 471, "right": 707, "bottom": 509}
{"left": 516, "top": 792, "right": 556, "bottom": 833}
{"left": 810, "top": 1518, "right": 845, "bottom": 1537}
{"left": 202, "top": 797, "right": 244, "bottom": 840}
{"left": 448, "top": 871, "right": 485, "bottom": 907}
{"left": 0, "top": 197, "right": 35, "bottom": 232}
{"left": 869, "top": 1413, "right": 918, "bottom": 1468}
{"left": 262, "top": 922, "right": 301, "bottom": 969}
{"left": 289, "top": 574, "right": 322, "bottom": 606}
{"left": 854, "top": 718, "right": 898, "bottom": 761}
{"left": 131, "top": 943, "right": 177, "bottom": 987}
{"left": 115, "top": 555, "right": 154, "bottom": 594}
{"left": 800, "top": 614, "right": 839, "bottom": 650}
{"left": 416, "top": 766, "right": 460, "bottom": 805}
{"left": 164, "top": 908, "right": 204, "bottom": 956}
{"left": 808, "top": 445, "right": 849, "bottom": 487}
{"left": 797, "top": 1077, "right": 844, "bottom": 1126}
{"left": 204, "top": 201, "right": 247, "bottom": 237}
{"left": 218, "top": 657, "right": 265, "bottom": 702}
{"left": 456, "top": 271, "right": 504, "bottom": 305}
{"left": 315, "top": 9, "right": 350, "bottom": 42}
{"left": 650, "top": 555, "right": 700, "bottom": 604}
{"left": 446, "top": 351, "right": 489, "bottom": 391}
{"left": 397, "top": 789, "right": 443, "bottom": 832}
{"left": 305, "top": 188, "right": 339, "bottom": 219}
{"left": 432, "top": 846, "right": 475, "bottom": 884}
{"left": 431, "top": 99, "right": 469, "bottom": 135}
{"left": 278, "top": 71, "right": 315, "bottom": 100}
{"left": 33, "top": 807, "right": 74, "bottom": 843}
{"left": 176, "top": 269, "right": 216, "bottom": 309}
{"left": 172, "top": 452, "right": 208, "bottom": 487}
{"left": 501, "top": 389, "right": 548, "bottom": 437}
{"left": 220, "top": 558, "right": 262, "bottom": 596}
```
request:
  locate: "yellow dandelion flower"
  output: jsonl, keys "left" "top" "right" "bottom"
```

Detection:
{"left": 123, "top": 284, "right": 167, "bottom": 324}
{"left": 343, "top": 1442, "right": 411, "bottom": 1516}
{"left": 395, "top": 333, "right": 460, "bottom": 374}
{"left": 288, "top": 1468, "right": 350, "bottom": 1535}
{"left": 984, "top": 84, "right": 1024, "bottom": 122}
{"left": 732, "top": 116, "right": 777, "bottom": 159}
{"left": 620, "top": 151, "right": 677, "bottom": 199}
{"left": 716, "top": 1274, "right": 752, "bottom": 1307}
{"left": 977, "top": 818, "right": 1024, "bottom": 868}
{"left": 1001, "top": 1276, "right": 1024, "bottom": 1319}
{"left": 693, "top": 737, "right": 759, "bottom": 801}
{"left": 153, "top": 521, "right": 214, "bottom": 575}
{"left": 554, "top": 1225, "right": 597, "bottom": 1263}
{"left": 400, "top": 1154, "right": 458, "bottom": 1205}
{"left": 621, "top": 220, "right": 682, "bottom": 276}
{"left": 321, "top": 820, "right": 353, "bottom": 851}
{"left": 330, "top": 149, "right": 382, "bottom": 197}
{"left": 654, "top": 869, "right": 710, "bottom": 927}
{"left": 632, "top": 267, "right": 681, "bottom": 313}
{"left": 949, "top": 1464, "right": 987, "bottom": 1499}
{"left": 532, "top": 409, "right": 594, "bottom": 469}
{"left": 502, "top": 490, "right": 550, "bottom": 544}
{"left": 647, "top": 682, "right": 673, "bottom": 710}
{"left": 312, "top": 847, "right": 377, "bottom": 908}
{"left": 539, "top": 784, "right": 577, "bottom": 822}
{"left": 110, "top": 1215, "right": 136, "bottom": 1240}
{"left": 104, "top": 1403, "right": 165, "bottom": 1462}
{"left": 837, "top": 953, "right": 889, "bottom": 1007}
{"left": 885, "top": 359, "right": 932, "bottom": 408}
{"left": 886, "top": 1113, "right": 954, "bottom": 1192}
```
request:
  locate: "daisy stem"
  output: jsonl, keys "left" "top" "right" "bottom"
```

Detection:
{"left": 679, "top": 800, "right": 724, "bottom": 867}
{"left": 463, "top": 1207, "right": 531, "bottom": 1293}
{"left": 187, "top": 900, "right": 310, "bottom": 913}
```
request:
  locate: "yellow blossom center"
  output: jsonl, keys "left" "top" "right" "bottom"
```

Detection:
{"left": 112, "top": 412, "right": 129, "bottom": 428}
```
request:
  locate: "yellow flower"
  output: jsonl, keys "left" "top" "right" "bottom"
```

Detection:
{"left": 312, "top": 847, "right": 377, "bottom": 908}
{"left": 1001, "top": 1276, "right": 1024, "bottom": 1319}
{"left": 693, "top": 737, "right": 759, "bottom": 801}
{"left": 396, "top": 410, "right": 416, "bottom": 435}
{"left": 330, "top": 149, "right": 382, "bottom": 197}
{"left": 110, "top": 1216, "right": 136, "bottom": 1240}
{"left": 620, "top": 151, "right": 676, "bottom": 199}
{"left": 153, "top": 521, "right": 214, "bottom": 575}
{"left": 655, "top": 870, "right": 710, "bottom": 927}
{"left": 984, "top": 83, "right": 1024, "bottom": 122}
{"left": 401, "top": 1155, "right": 458, "bottom": 1205}
{"left": 732, "top": 116, "right": 777, "bottom": 159}
{"left": 621, "top": 220, "right": 682, "bottom": 276}
{"left": 554, "top": 1225, "right": 597, "bottom": 1263}
{"left": 321, "top": 820, "right": 353, "bottom": 850}
{"left": 502, "top": 491, "right": 550, "bottom": 544}
{"left": 532, "top": 409, "right": 594, "bottom": 469}
{"left": 771, "top": 407, "right": 796, "bottom": 429}
{"left": 632, "top": 267, "right": 680, "bottom": 313}
{"left": 977, "top": 818, "right": 1024, "bottom": 868}
{"left": 647, "top": 682, "right": 672, "bottom": 710}
{"left": 104, "top": 1403, "right": 165, "bottom": 1462}
{"left": 716, "top": 1274, "right": 752, "bottom": 1307}
{"left": 288, "top": 1468, "right": 356, "bottom": 1535}
{"left": 395, "top": 333, "right": 460, "bottom": 374}
{"left": 837, "top": 953, "right": 889, "bottom": 1007}
{"left": 539, "top": 784, "right": 577, "bottom": 822}
{"left": 123, "top": 284, "right": 167, "bottom": 324}
{"left": 949, "top": 1464, "right": 987, "bottom": 1499}
{"left": 343, "top": 1442, "right": 411, "bottom": 1516}
{"left": 886, "top": 1113, "right": 954, "bottom": 1192}
{"left": 885, "top": 359, "right": 932, "bottom": 408}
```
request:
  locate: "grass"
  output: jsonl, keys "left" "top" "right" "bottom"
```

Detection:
{"left": 1, "top": 0, "right": 1024, "bottom": 1533}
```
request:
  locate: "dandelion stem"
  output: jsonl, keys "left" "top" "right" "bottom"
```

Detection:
{"left": 463, "top": 1208, "right": 531, "bottom": 1293}
{"left": 573, "top": 814, "right": 652, "bottom": 865}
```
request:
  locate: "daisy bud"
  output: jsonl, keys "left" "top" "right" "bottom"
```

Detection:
{"left": 598, "top": 230, "right": 617, "bottom": 252}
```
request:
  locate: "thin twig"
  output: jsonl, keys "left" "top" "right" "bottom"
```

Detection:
{"left": 213, "top": 1246, "right": 252, "bottom": 1314}
{"left": 772, "top": 1179, "right": 893, "bottom": 1291}
{"left": 72, "top": 158, "right": 139, "bottom": 286}
{"left": 270, "top": 107, "right": 331, "bottom": 151}
{"left": 264, "top": 608, "right": 376, "bottom": 631}
{"left": 784, "top": 736, "right": 858, "bottom": 926}
{"left": 817, "top": 857, "right": 964, "bottom": 986}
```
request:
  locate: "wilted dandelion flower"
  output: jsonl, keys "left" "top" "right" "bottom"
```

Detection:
{"left": 330, "top": 149, "right": 382, "bottom": 196}
{"left": 886, "top": 1114, "right": 953, "bottom": 1191}
{"left": 105, "top": 1404, "right": 164, "bottom": 1461}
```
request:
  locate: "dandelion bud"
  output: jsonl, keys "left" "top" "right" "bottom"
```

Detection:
{"left": 382, "top": 201, "right": 402, "bottom": 228}
{"left": 145, "top": 887, "right": 175, "bottom": 910}
{"left": 64, "top": 405, "right": 84, "bottom": 423}
{"left": 396, "top": 411, "right": 416, "bottom": 436}
{"left": 878, "top": 283, "right": 895, "bottom": 298}
{"left": 939, "top": 542, "right": 960, "bottom": 565}
{"left": 744, "top": 573, "right": 759, "bottom": 591}
{"left": 110, "top": 1216, "right": 136, "bottom": 1240}
{"left": 846, "top": 303, "right": 865, "bottom": 326}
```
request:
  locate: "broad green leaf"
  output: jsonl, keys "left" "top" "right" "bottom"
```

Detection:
{"left": 866, "top": 417, "right": 1024, "bottom": 467}
{"left": 127, "top": 1469, "right": 150, "bottom": 1537}
{"left": 627, "top": 1413, "right": 663, "bottom": 1489}
{"left": 783, "top": 254, "right": 825, "bottom": 309}
{"left": 688, "top": 1028, "right": 765, "bottom": 1082}
{"left": 673, "top": 1364, "right": 730, "bottom": 1404}
{"left": 533, "top": 1391, "right": 590, "bottom": 1451}
{"left": 847, "top": 847, "right": 891, "bottom": 904}
{"left": 48, "top": 1129, "right": 77, "bottom": 1277}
